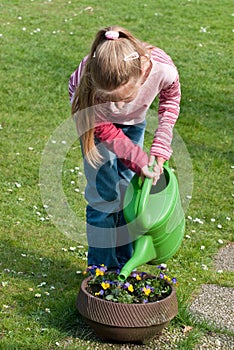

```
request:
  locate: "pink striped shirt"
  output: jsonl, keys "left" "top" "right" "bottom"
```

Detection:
{"left": 69, "top": 47, "right": 181, "bottom": 174}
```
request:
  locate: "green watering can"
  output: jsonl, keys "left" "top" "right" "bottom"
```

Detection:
{"left": 119, "top": 162, "right": 185, "bottom": 280}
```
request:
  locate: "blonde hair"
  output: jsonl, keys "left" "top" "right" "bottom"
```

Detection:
{"left": 72, "top": 26, "right": 150, "bottom": 166}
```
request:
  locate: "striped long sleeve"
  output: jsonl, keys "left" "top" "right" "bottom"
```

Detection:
{"left": 150, "top": 76, "right": 181, "bottom": 160}
{"left": 68, "top": 56, "right": 88, "bottom": 102}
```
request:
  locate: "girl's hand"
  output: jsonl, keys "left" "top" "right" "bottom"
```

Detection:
{"left": 147, "top": 156, "right": 166, "bottom": 185}
{"left": 141, "top": 164, "right": 160, "bottom": 185}
{"left": 149, "top": 156, "right": 166, "bottom": 174}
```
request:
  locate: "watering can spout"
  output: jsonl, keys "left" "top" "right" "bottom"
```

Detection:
{"left": 119, "top": 235, "right": 156, "bottom": 281}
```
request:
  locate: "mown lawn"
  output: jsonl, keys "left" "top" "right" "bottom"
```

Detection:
{"left": 0, "top": 0, "right": 233, "bottom": 349}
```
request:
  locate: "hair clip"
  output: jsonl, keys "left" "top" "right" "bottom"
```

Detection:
{"left": 123, "top": 52, "right": 140, "bottom": 61}
{"left": 105, "top": 30, "right": 119, "bottom": 40}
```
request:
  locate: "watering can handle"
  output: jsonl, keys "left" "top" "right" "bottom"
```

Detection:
{"left": 137, "top": 161, "right": 169, "bottom": 216}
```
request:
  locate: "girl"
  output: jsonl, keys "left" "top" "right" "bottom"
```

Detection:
{"left": 69, "top": 26, "right": 181, "bottom": 270}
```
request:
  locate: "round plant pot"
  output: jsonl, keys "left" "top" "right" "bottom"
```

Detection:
{"left": 76, "top": 276, "right": 178, "bottom": 343}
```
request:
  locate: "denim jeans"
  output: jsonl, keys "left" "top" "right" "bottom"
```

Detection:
{"left": 83, "top": 120, "right": 146, "bottom": 269}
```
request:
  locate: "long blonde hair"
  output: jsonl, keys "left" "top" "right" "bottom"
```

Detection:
{"left": 72, "top": 26, "right": 150, "bottom": 166}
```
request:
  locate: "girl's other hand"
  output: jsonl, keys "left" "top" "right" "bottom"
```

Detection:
{"left": 141, "top": 164, "right": 159, "bottom": 185}
{"left": 141, "top": 155, "right": 159, "bottom": 185}
{"left": 145, "top": 155, "right": 166, "bottom": 185}
{"left": 149, "top": 156, "right": 166, "bottom": 175}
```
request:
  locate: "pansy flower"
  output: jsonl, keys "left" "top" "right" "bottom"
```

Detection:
{"left": 159, "top": 272, "right": 165, "bottom": 279}
{"left": 132, "top": 272, "right": 142, "bottom": 280}
{"left": 95, "top": 289, "right": 104, "bottom": 296}
{"left": 157, "top": 264, "right": 167, "bottom": 271}
{"left": 123, "top": 282, "right": 134, "bottom": 292}
{"left": 142, "top": 286, "right": 152, "bottom": 296}
{"left": 95, "top": 265, "right": 107, "bottom": 276}
{"left": 163, "top": 275, "right": 172, "bottom": 283}
{"left": 123, "top": 282, "right": 130, "bottom": 289}
{"left": 101, "top": 281, "right": 110, "bottom": 290}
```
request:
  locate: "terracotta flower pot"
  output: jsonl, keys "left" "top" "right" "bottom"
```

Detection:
{"left": 76, "top": 276, "right": 178, "bottom": 343}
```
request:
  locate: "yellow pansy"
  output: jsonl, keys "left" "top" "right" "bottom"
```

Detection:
{"left": 164, "top": 275, "right": 171, "bottom": 282}
{"left": 142, "top": 287, "right": 151, "bottom": 296}
{"left": 101, "top": 282, "right": 110, "bottom": 290}
{"left": 95, "top": 268, "right": 104, "bottom": 276}
{"left": 128, "top": 284, "right": 134, "bottom": 292}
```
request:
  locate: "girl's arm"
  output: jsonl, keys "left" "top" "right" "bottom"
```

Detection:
{"left": 150, "top": 76, "right": 181, "bottom": 160}
{"left": 69, "top": 56, "right": 88, "bottom": 102}
{"left": 94, "top": 123, "right": 149, "bottom": 175}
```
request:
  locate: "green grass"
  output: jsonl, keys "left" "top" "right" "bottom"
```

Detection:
{"left": 0, "top": 0, "right": 233, "bottom": 349}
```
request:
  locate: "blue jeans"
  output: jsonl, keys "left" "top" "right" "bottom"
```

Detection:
{"left": 83, "top": 120, "right": 146, "bottom": 269}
